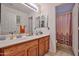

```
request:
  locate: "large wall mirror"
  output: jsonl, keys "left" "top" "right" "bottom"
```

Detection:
{"left": 0, "top": 3, "right": 34, "bottom": 35}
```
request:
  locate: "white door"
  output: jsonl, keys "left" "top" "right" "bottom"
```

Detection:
{"left": 72, "top": 4, "right": 78, "bottom": 56}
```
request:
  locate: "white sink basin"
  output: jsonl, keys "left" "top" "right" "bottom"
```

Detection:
{"left": 0, "top": 35, "right": 6, "bottom": 41}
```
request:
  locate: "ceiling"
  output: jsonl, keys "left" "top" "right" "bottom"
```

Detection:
{"left": 56, "top": 3, "right": 75, "bottom": 14}
{"left": 2, "top": 3, "right": 63, "bottom": 15}
{"left": 2, "top": 3, "right": 37, "bottom": 15}
{"left": 35, "top": 3, "right": 62, "bottom": 7}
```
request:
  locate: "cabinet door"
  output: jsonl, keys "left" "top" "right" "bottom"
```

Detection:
{"left": 14, "top": 50, "right": 25, "bottom": 56}
{"left": 38, "top": 38, "right": 45, "bottom": 56}
{"left": 4, "top": 50, "right": 25, "bottom": 56}
{"left": 44, "top": 36, "right": 49, "bottom": 53}
{"left": 4, "top": 43, "right": 26, "bottom": 56}
{"left": 4, "top": 45, "right": 18, "bottom": 56}
{"left": 44, "top": 40, "right": 49, "bottom": 53}
{"left": 27, "top": 45, "right": 38, "bottom": 56}
{"left": 25, "top": 39, "right": 38, "bottom": 56}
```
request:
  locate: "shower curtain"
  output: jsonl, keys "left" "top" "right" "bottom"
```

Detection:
{"left": 56, "top": 12, "right": 72, "bottom": 46}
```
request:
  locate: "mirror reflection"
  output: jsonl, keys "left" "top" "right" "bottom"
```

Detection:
{"left": 0, "top": 3, "right": 48, "bottom": 40}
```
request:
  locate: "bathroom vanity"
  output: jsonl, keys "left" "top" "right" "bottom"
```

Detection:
{"left": 0, "top": 34, "right": 50, "bottom": 56}
{"left": 0, "top": 3, "right": 50, "bottom": 56}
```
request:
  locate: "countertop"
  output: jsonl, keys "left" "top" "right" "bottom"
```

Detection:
{"left": 0, "top": 33, "right": 50, "bottom": 48}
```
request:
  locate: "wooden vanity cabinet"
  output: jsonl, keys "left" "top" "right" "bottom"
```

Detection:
{"left": 0, "top": 35, "right": 50, "bottom": 56}
{"left": 38, "top": 36, "right": 49, "bottom": 56}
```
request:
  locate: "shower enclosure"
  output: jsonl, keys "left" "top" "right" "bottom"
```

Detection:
{"left": 56, "top": 3, "right": 74, "bottom": 47}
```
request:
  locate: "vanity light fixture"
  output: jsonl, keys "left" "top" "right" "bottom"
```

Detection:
{"left": 22, "top": 3, "right": 38, "bottom": 12}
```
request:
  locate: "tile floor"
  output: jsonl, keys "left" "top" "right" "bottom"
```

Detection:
{"left": 45, "top": 43, "right": 74, "bottom": 56}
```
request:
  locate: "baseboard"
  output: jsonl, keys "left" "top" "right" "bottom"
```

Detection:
{"left": 49, "top": 49, "right": 56, "bottom": 54}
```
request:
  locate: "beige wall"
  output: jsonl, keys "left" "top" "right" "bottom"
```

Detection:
{"left": 48, "top": 6, "right": 56, "bottom": 52}
{"left": 33, "top": 4, "right": 61, "bottom": 52}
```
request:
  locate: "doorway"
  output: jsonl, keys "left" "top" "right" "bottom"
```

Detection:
{"left": 56, "top": 3, "right": 74, "bottom": 53}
